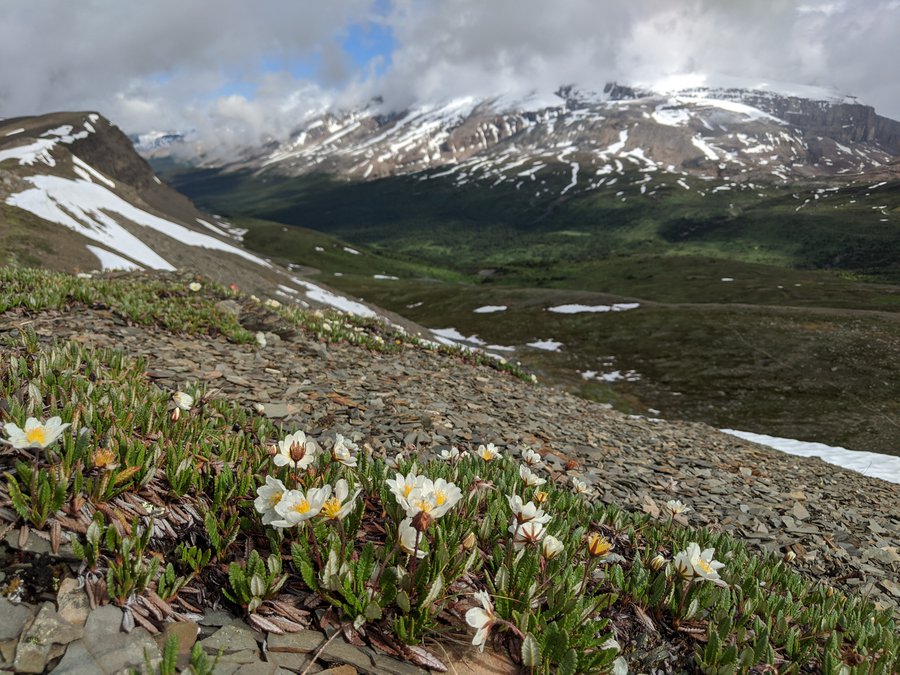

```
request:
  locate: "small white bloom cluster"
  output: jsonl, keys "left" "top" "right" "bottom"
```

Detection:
{"left": 255, "top": 430, "right": 362, "bottom": 528}
{"left": 673, "top": 542, "right": 727, "bottom": 586}
{"left": 387, "top": 469, "right": 463, "bottom": 558}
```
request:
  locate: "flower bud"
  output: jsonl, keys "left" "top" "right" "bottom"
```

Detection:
{"left": 170, "top": 407, "right": 181, "bottom": 422}
{"left": 462, "top": 532, "right": 477, "bottom": 550}
{"left": 289, "top": 440, "right": 307, "bottom": 463}
{"left": 534, "top": 490, "right": 549, "bottom": 504}
{"left": 784, "top": 550, "right": 797, "bottom": 563}
{"left": 650, "top": 554, "right": 667, "bottom": 571}
{"left": 411, "top": 510, "right": 433, "bottom": 533}
{"left": 587, "top": 533, "right": 613, "bottom": 558}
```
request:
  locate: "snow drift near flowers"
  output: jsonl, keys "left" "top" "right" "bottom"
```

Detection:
{"left": 721, "top": 429, "right": 900, "bottom": 485}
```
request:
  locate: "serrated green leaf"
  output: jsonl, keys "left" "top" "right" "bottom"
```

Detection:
{"left": 421, "top": 574, "right": 443, "bottom": 607}
{"left": 396, "top": 590, "right": 411, "bottom": 614}
{"left": 521, "top": 633, "right": 540, "bottom": 668}
{"left": 558, "top": 648, "right": 578, "bottom": 675}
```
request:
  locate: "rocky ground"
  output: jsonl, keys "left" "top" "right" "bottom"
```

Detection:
{"left": 1, "top": 303, "right": 898, "bottom": 673}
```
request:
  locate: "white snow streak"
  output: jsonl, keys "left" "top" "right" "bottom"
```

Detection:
{"left": 721, "top": 430, "right": 900, "bottom": 485}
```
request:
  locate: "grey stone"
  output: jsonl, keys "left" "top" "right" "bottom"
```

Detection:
{"left": 267, "top": 629, "right": 325, "bottom": 654}
{"left": 320, "top": 640, "right": 376, "bottom": 671}
{"left": 372, "top": 654, "right": 431, "bottom": 675}
{"left": 56, "top": 578, "right": 90, "bottom": 627}
{"left": 95, "top": 628, "right": 160, "bottom": 673}
{"left": 48, "top": 640, "right": 97, "bottom": 675}
{"left": 215, "top": 299, "right": 242, "bottom": 317}
{"left": 267, "top": 650, "right": 320, "bottom": 673}
{"left": 14, "top": 603, "right": 83, "bottom": 673}
{"left": 200, "top": 624, "right": 260, "bottom": 656}
{"left": 82, "top": 605, "right": 123, "bottom": 642}
{"left": 0, "top": 598, "right": 33, "bottom": 640}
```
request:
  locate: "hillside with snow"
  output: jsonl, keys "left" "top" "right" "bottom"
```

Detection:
{"left": 149, "top": 77, "right": 900, "bottom": 202}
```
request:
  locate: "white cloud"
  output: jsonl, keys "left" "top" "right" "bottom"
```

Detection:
{"left": 1, "top": 0, "right": 898, "bottom": 149}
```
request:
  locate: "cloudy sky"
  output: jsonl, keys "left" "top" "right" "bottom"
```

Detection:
{"left": 2, "top": 0, "right": 899, "bottom": 148}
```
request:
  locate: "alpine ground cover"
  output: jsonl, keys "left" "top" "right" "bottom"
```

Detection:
{"left": 0, "top": 269, "right": 897, "bottom": 673}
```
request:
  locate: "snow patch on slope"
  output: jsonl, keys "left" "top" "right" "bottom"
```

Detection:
{"left": 721, "top": 429, "right": 900, "bottom": 485}
{"left": 5, "top": 174, "right": 272, "bottom": 270}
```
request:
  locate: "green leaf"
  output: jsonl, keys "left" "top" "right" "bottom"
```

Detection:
{"left": 299, "top": 560, "right": 318, "bottom": 592}
{"left": 558, "top": 648, "right": 578, "bottom": 675}
{"left": 421, "top": 574, "right": 443, "bottom": 607}
{"left": 160, "top": 634, "right": 178, "bottom": 675}
{"left": 396, "top": 590, "right": 411, "bottom": 614}
{"left": 521, "top": 633, "right": 540, "bottom": 668}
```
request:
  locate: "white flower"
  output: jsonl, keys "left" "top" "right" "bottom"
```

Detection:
{"left": 465, "top": 591, "right": 495, "bottom": 651}
{"left": 271, "top": 486, "right": 332, "bottom": 527}
{"left": 477, "top": 443, "right": 502, "bottom": 461}
{"left": 331, "top": 434, "right": 358, "bottom": 467}
{"left": 541, "top": 535, "right": 564, "bottom": 560}
{"left": 521, "top": 448, "right": 543, "bottom": 467}
{"left": 386, "top": 470, "right": 423, "bottom": 510}
{"left": 2, "top": 417, "right": 70, "bottom": 449}
{"left": 385, "top": 452, "right": 404, "bottom": 470}
{"left": 273, "top": 431, "right": 318, "bottom": 470}
{"left": 673, "top": 542, "right": 726, "bottom": 586}
{"left": 172, "top": 392, "right": 194, "bottom": 411}
{"left": 254, "top": 476, "right": 287, "bottom": 525}
{"left": 405, "top": 478, "right": 462, "bottom": 519}
{"left": 519, "top": 464, "right": 546, "bottom": 488}
{"left": 510, "top": 520, "right": 546, "bottom": 550}
{"left": 76, "top": 272, "right": 93, "bottom": 279}
{"left": 320, "top": 479, "right": 360, "bottom": 521}
{"left": 264, "top": 298, "right": 281, "bottom": 309}
{"left": 188, "top": 282, "right": 202, "bottom": 292}
{"left": 665, "top": 499, "right": 691, "bottom": 515}
{"left": 571, "top": 477, "right": 592, "bottom": 495}
{"left": 398, "top": 517, "right": 426, "bottom": 558}
{"left": 438, "top": 446, "right": 466, "bottom": 462}
{"left": 507, "top": 495, "right": 551, "bottom": 525}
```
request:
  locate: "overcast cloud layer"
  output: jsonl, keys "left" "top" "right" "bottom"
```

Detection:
{"left": 1, "top": 0, "right": 899, "bottom": 149}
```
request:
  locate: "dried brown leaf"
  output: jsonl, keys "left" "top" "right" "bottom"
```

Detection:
{"left": 402, "top": 645, "right": 447, "bottom": 672}
{"left": 248, "top": 613, "right": 284, "bottom": 634}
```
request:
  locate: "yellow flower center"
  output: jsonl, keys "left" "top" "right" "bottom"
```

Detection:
{"left": 269, "top": 492, "right": 283, "bottom": 508}
{"left": 402, "top": 483, "right": 414, "bottom": 497}
{"left": 480, "top": 450, "right": 494, "bottom": 460}
{"left": 26, "top": 427, "right": 47, "bottom": 445}
{"left": 413, "top": 499, "right": 433, "bottom": 513}
{"left": 322, "top": 498, "right": 342, "bottom": 519}
{"left": 697, "top": 558, "right": 713, "bottom": 574}
{"left": 293, "top": 499, "right": 310, "bottom": 515}
{"left": 435, "top": 490, "right": 447, "bottom": 506}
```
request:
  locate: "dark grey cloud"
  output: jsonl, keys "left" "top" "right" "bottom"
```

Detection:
{"left": 1, "top": 0, "right": 898, "bottom": 150}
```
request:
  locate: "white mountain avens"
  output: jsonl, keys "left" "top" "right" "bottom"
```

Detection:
{"left": 320, "top": 479, "right": 360, "bottom": 521}
{"left": 273, "top": 430, "right": 318, "bottom": 470}
{"left": 397, "top": 517, "right": 426, "bottom": 558}
{"left": 465, "top": 590, "right": 496, "bottom": 651}
{"left": 254, "top": 476, "right": 287, "bottom": 525}
{"left": 331, "top": 434, "right": 358, "bottom": 467}
{"left": 519, "top": 464, "right": 546, "bottom": 487}
{"left": 477, "top": 443, "right": 502, "bottom": 461}
{"left": 271, "top": 486, "right": 332, "bottom": 527}
{"left": 2, "top": 416, "right": 70, "bottom": 449}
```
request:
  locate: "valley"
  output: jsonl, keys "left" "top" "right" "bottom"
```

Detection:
{"left": 153, "top": 164, "right": 900, "bottom": 454}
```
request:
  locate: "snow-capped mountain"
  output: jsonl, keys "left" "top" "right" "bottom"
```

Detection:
{"left": 0, "top": 111, "right": 397, "bottom": 321}
{"left": 163, "top": 76, "right": 899, "bottom": 197}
